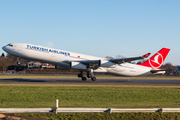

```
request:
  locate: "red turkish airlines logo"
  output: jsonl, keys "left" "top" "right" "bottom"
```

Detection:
{"left": 148, "top": 53, "right": 163, "bottom": 68}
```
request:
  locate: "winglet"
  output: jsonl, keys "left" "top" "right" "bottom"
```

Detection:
{"left": 142, "top": 52, "right": 151, "bottom": 58}
{"left": 138, "top": 48, "right": 170, "bottom": 69}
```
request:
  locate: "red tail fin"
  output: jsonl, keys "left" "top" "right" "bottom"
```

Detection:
{"left": 138, "top": 48, "right": 170, "bottom": 69}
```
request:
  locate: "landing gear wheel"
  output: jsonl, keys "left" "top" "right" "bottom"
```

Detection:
{"left": 87, "top": 74, "right": 92, "bottom": 78}
{"left": 91, "top": 77, "right": 96, "bottom": 81}
{"left": 82, "top": 77, "right": 87, "bottom": 81}
{"left": 78, "top": 74, "right": 83, "bottom": 77}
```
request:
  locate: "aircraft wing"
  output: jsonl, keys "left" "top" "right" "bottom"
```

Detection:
{"left": 64, "top": 60, "right": 100, "bottom": 69}
{"left": 109, "top": 52, "right": 151, "bottom": 64}
{"left": 69, "top": 52, "right": 151, "bottom": 69}
{"left": 79, "top": 60, "right": 100, "bottom": 69}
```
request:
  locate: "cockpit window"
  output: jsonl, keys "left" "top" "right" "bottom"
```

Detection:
{"left": 7, "top": 44, "right": 13, "bottom": 47}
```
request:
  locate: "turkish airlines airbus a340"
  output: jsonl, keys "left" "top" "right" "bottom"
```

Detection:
{"left": 2, "top": 43, "right": 170, "bottom": 81}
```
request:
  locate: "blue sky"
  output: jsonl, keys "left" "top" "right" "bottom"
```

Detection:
{"left": 0, "top": 0, "right": 179, "bottom": 65}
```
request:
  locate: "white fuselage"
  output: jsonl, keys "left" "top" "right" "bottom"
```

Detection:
{"left": 2, "top": 43, "right": 152, "bottom": 76}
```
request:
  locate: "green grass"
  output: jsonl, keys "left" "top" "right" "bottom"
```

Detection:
{"left": 0, "top": 85, "right": 180, "bottom": 108}
{"left": 16, "top": 113, "right": 180, "bottom": 120}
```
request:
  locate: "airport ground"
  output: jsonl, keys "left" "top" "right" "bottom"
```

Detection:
{"left": 0, "top": 74, "right": 180, "bottom": 119}
{"left": 0, "top": 74, "right": 180, "bottom": 86}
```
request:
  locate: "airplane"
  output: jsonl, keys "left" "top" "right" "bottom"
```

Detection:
{"left": 2, "top": 43, "right": 170, "bottom": 81}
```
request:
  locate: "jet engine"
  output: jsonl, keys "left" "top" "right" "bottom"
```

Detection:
{"left": 70, "top": 62, "right": 87, "bottom": 69}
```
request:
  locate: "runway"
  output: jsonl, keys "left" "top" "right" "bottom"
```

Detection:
{"left": 0, "top": 78, "right": 180, "bottom": 85}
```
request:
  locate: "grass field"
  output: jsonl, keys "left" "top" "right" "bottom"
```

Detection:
{"left": 16, "top": 113, "right": 180, "bottom": 120}
{"left": 0, "top": 74, "right": 180, "bottom": 119}
{"left": 0, "top": 84, "right": 180, "bottom": 108}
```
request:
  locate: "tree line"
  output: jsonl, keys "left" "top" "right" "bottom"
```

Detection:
{"left": 0, "top": 53, "right": 29, "bottom": 71}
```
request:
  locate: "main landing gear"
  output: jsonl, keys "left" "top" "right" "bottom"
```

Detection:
{"left": 77, "top": 73, "right": 87, "bottom": 81}
{"left": 78, "top": 70, "right": 96, "bottom": 81}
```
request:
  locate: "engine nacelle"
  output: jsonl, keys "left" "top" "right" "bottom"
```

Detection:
{"left": 70, "top": 62, "right": 86, "bottom": 69}
{"left": 100, "top": 60, "right": 116, "bottom": 68}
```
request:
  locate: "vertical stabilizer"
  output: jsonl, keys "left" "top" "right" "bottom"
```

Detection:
{"left": 138, "top": 48, "right": 170, "bottom": 69}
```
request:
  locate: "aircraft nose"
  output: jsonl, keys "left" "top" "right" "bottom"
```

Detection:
{"left": 2, "top": 46, "right": 7, "bottom": 52}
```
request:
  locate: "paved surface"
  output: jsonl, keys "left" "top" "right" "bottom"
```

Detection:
{"left": 0, "top": 78, "right": 180, "bottom": 85}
